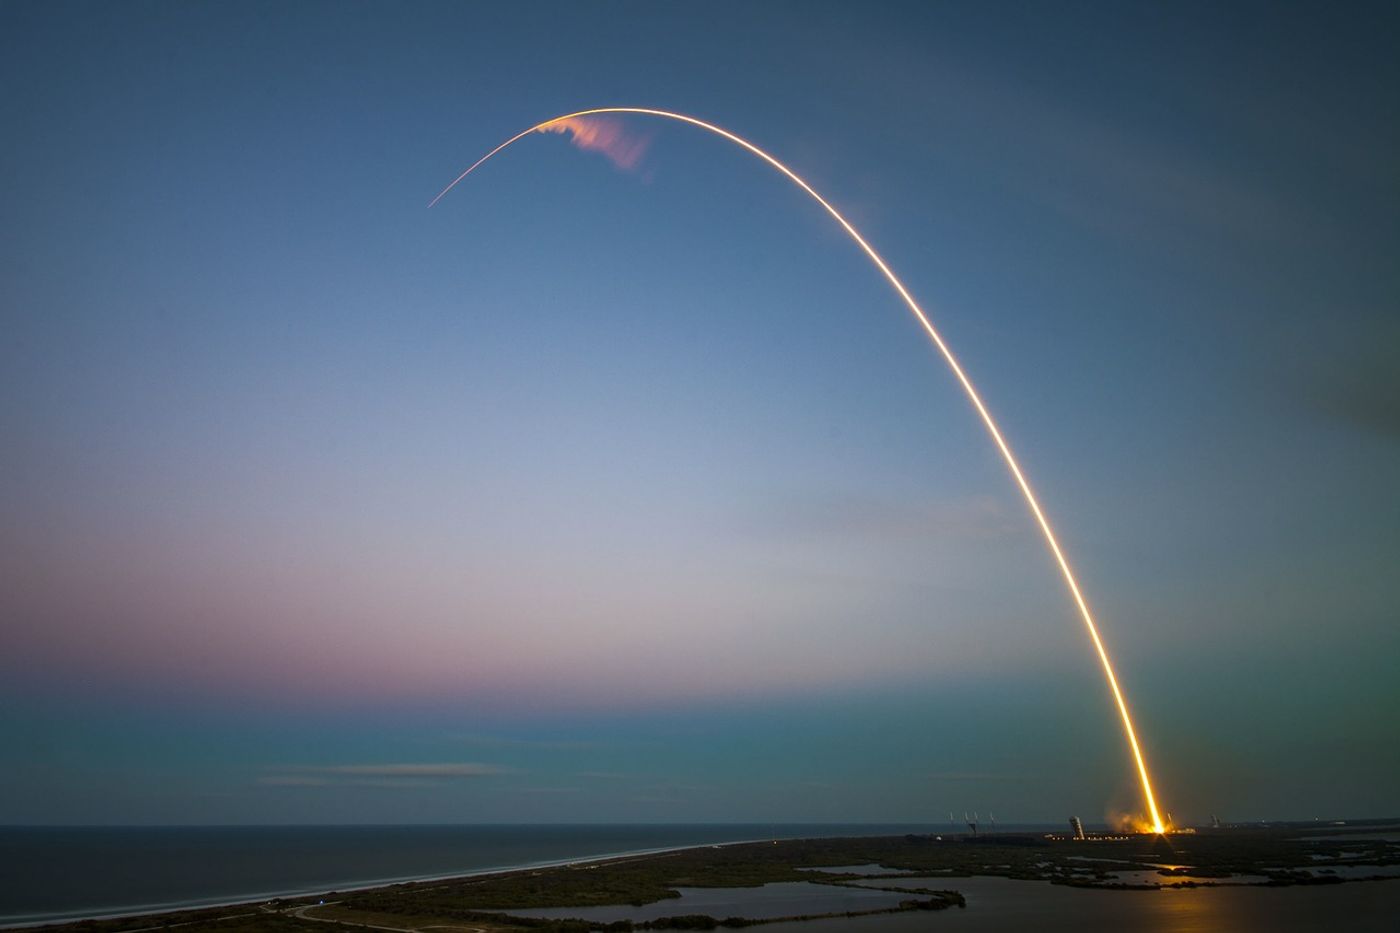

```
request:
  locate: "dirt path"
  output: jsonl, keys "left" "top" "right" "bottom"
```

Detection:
{"left": 117, "top": 912, "right": 260, "bottom": 933}
{"left": 291, "top": 901, "right": 490, "bottom": 933}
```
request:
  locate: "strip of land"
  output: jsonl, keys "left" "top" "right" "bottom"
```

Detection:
{"left": 15, "top": 820, "right": 1400, "bottom": 933}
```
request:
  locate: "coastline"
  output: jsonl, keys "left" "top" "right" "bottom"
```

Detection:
{"left": 10, "top": 822, "right": 1396, "bottom": 931}
{"left": 1, "top": 843, "right": 741, "bottom": 929}
{"left": 1, "top": 828, "right": 883, "bottom": 930}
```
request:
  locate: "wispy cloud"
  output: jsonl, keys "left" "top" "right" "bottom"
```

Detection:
{"left": 301, "top": 763, "right": 512, "bottom": 778}
{"left": 539, "top": 115, "right": 653, "bottom": 172}
{"left": 446, "top": 733, "right": 603, "bottom": 750}
{"left": 258, "top": 762, "right": 514, "bottom": 789}
{"left": 257, "top": 775, "right": 330, "bottom": 787}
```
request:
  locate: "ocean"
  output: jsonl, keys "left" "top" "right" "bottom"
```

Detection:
{"left": 0, "top": 823, "right": 955, "bottom": 926}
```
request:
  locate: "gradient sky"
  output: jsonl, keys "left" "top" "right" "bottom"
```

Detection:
{"left": 2, "top": 0, "right": 1397, "bottom": 826}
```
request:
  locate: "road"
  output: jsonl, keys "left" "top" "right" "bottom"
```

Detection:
{"left": 290, "top": 900, "right": 491, "bottom": 933}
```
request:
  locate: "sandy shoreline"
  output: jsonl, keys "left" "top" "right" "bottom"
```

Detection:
{"left": 2, "top": 835, "right": 779, "bottom": 930}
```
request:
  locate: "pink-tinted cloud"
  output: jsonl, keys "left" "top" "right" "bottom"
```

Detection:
{"left": 539, "top": 115, "right": 652, "bottom": 171}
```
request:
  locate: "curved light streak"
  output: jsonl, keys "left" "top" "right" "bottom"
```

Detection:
{"left": 431, "top": 107, "right": 1167, "bottom": 833}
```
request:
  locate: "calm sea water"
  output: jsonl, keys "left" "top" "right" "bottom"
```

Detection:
{"left": 13, "top": 825, "right": 1389, "bottom": 931}
{"left": 0, "top": 823, "right": 946, "bottom": 926}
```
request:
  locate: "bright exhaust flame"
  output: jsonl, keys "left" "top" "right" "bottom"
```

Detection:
{"left": 430, "top": 107, "right": 1169, "bottom": 832}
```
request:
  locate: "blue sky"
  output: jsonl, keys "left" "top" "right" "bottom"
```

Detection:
{"left": 2, "top": 0, "right": 1397, "bottom": 825}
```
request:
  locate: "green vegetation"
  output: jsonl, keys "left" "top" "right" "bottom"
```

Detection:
{"left": 24, "top": 823, "right": 1400, "bottom": 933}
{"left": 40, "top": 907, "right": 355, "bottom": 933}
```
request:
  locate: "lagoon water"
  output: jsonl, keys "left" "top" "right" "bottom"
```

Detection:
{"left": 5, "top": 825, "right": 1396, "bottom": 930}
{"left": 507, "top": 874, "right": 1400, "bottom": 933}
{"left": 512, "top": 881, "right": 913, "bottom": 923}
{"left": 0, "top": 823, "right": 941, "bottom": 926}
{"left": 779, "top": 875, "right": 1400, "bottom": 933}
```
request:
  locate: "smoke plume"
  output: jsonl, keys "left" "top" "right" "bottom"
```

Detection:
{"left": 538, "top": 115, "right": 652, "bottom": 171}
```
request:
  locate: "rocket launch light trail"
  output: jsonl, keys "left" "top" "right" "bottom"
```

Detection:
{"left": 431, "top": 107, "right": 1169, "bottom": 834}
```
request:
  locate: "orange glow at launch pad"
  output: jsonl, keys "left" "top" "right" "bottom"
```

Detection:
{"left": 431, "top": 107, "right": 1169, "bottom": 835}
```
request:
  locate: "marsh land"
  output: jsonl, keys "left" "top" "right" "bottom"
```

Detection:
{"left": 18, "top": 821, "right": 1400, "bottom": 932}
